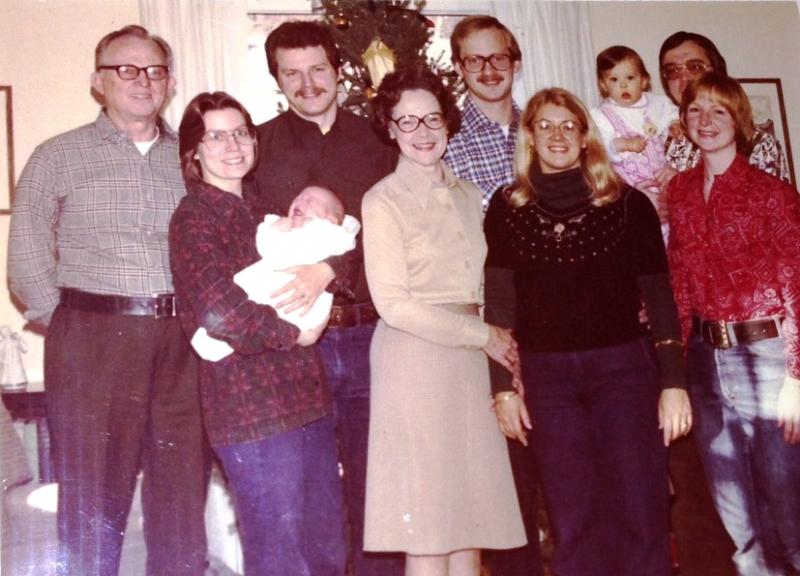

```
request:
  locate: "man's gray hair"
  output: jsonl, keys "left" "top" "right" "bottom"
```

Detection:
{"left": 94, "top": 25, "right": 173, "bottom": 69}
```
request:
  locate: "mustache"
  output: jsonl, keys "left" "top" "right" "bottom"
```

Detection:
{"left": 294, "top": 86, "right": 327, "bottom": 98}
{"left": 478, "top": 74, "right": 503, "bottom": 84}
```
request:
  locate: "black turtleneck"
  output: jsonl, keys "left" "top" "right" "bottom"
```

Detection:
{"left": 484, "top": 172, "right": 684, "bottom": 393}
{"left": 528, "top": 165, "right": 591, "bottom": 213}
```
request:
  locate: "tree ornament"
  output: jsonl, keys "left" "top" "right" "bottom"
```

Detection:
{"left": 362, "top": 38, "right": 396, "bottom": 89}
{"left": 334, "top": 13, "right": 350, "bottom": 30}
{"left": 320, "top": 0, "right": 461, "bottom": 117}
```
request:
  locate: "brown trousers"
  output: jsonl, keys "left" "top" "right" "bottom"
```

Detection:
{"left": 45, "top": 306, "right": 208, "bottom": 576}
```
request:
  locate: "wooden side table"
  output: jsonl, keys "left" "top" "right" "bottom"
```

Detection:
{"left": 2, "top": 389, "right": 53, "bottom": 483}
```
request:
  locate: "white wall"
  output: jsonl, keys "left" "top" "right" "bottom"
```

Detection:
{"left": 0, "top": 0, "right": 140, "bottom": 385}
{"left": 2, "top": 1, "right": 799, "bottom": 383}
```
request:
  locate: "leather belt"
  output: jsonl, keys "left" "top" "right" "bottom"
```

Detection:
{"left": 692, "top": 316, "right": 782, "bottom": 349}
{"left": 328, "top": 302, "right": 379, "bottom": 328}
{"left": 60, "top": 288, "right": 177, "bottom": 318}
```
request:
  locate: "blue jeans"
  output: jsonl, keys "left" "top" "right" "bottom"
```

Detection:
{"left": 523, "top": 338, "right": 671, "bottom": 576}
{"left": 215, "top": 415, "right": 346, "bottom": 576}
{"left": 688, "top": 334, "right": 800, "bottom": 576}
{"left": 318, "top": 324, "right": 404, "bottom": 576}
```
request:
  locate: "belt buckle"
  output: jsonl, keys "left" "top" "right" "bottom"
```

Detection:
{"left": 154, "top": 296, "right": 175, "bottom": 319}
{"left": 705, "top": 319, "right": 731, "bottom": 349}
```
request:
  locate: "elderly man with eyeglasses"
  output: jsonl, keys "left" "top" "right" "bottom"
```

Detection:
{"left": 8, "top": 25, "right": 207, "bottom": 576}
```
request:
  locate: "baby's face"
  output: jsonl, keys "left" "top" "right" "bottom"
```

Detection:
{"left": 288, "top": 187, "right": 343, "bottom": 229}
{"left": 600, "top": 57, "right": 648, "bottom": 107}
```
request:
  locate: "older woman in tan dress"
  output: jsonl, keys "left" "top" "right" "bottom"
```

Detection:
{"left": 361, "top": 63, "right": 526, "bottom": 576}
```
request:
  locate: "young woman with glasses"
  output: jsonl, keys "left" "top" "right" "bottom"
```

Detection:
{"left": 361, "top": 63, "right": 525, "bottom": 576}
{"left": 485, "top": 87, "right": 690, "bottom": 576}
{"left": 168, "top": 91, "right": 346, "bottom": 575}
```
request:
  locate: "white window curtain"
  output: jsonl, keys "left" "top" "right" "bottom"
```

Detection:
{"left": 139, "top": 0, "right": 251, "bottom": 130}
{"left": 489, "top": 0, "right": 598, "bottom": 108}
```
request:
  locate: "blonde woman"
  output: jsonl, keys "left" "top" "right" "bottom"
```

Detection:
{"left": 485, "top": 88, "right": 691, "bottom": 576}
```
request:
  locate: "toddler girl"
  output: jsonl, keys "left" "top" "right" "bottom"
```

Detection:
{"left": 590, "top": 45, "right": 679, "bottom": 198}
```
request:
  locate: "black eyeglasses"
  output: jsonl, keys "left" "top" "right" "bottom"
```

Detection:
{"left": 460, "top": 53, "right": 513, "bottom": 73}
{"left": 96, "top": 64, "right": 169, "bottom": 81}
{"left": 661, "top": 60, "right": 711, "bottom": 80}
{"left": 390, "top": 112, "right": 446, "bottom": 133}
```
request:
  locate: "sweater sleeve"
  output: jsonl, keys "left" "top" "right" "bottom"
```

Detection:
{"left": 627, "top": 188, "right": 686, "bottom": 389}
{"left": 484, "top": 189, "right": 518, "bottom": 393}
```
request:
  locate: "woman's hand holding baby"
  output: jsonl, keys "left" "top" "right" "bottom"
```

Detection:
{"left": 271, "top": 262, "right": 336, "bottom": 315}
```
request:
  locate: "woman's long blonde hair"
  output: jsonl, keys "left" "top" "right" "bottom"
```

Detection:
{"left": 508, "top": 87, "right": 621, "bottom": 208}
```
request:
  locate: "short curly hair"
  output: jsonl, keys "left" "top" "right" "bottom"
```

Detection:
{"left": 372, "top": 62, "right": 460, "bottom": 142}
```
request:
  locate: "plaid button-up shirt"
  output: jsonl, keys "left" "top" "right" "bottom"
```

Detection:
{"left": 444, "top": 96, "right": 521, "bottom": 213}
{"left": 8, "top": 112, "right": 183, "bottom": 324}
{"left": 170, "top": 180, "right": 329, "bottom": 446}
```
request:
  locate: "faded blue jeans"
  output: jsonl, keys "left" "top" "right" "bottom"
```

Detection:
{"left": 215, "top": 415, "right": 346, "bottom": 576}
{"left": 688, "top": 334, "right": 800, "bottom": 576}
{"left": 318, "top": 324, "right": 404, "bottom": 576}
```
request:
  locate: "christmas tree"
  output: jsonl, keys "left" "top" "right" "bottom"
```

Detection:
{"left": 319, "top": 0, "right": 461, "bottom": 117}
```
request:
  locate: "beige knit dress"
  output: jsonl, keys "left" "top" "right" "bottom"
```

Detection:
{"left": 362, "top": 157, "right": 526, "bottom": 554}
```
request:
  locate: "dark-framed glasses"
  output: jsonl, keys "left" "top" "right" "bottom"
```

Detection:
{"left": 460, "top": 53, "right": 513, "bottom": 73}
{"left": 96, "top": 64, "right": 170, "bottom": 81}
{"left": 661, "top": 60, "right": 711, "bottom": 80}
{"left": 391, "top": 112, "right": 446, "bottom": 133}
{"left": 532, "top": 119, "right": 582, "bottom": 137}
{"left": 201, "top": 127, "right": 255, "bottom": 150}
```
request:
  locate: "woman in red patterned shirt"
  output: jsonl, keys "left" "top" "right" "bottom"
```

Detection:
{"left": 667, "top": 72, "right": 800, "bottom": 576}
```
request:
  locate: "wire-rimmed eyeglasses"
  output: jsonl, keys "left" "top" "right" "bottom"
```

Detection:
{"left": 390, "top": 112, "right": 446, "bottom": 133}
{"left": 460, "top": 53, "right": 513, "bottom": 73}
{"left": 661, "top": 60, "right": 711, "bottom": 80}
{"left": 96, "top": 64, "right": 170, "bottom": 81}
{"left": 531, "top": 119, "right": 582, "bottom": 137}
{"left": 201, "top": 127, "right": 256, "bottom": 150}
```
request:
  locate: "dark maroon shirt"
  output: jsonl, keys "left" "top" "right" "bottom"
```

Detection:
{"left": 169, "top": 179, "right": 330, "bottom": 447}
{"left": 247, "top": 108, "right": 398, "bottom": 305}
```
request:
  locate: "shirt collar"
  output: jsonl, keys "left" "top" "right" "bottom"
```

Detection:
{"left": 461, "top": 94, "right": 521, "bottom": 133}
{"left": 285, "top": 106, "right": 359, "bottom": 138}
{"left": 94, "top": 110, "right": 176, "bottom": 145}
{"left": 187, "top": 179, "right": 249, "bottom": 220}
{"left": 685, "top": 153, "right": 749, "bottom": 193}
{"left": 395, "top": 155, "right": 459, "bottom": 209}
{"left": 715, "top": 153, "right": 749, "bottom": 184}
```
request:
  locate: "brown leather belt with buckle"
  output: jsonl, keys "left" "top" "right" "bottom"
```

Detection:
{"left": 60, "top": 288, "right": 177, "bottom": 318}
{"left": 328, "top": 302, "right": 379, "bottom": 328}
{"left": 692, "top": 316, "right": 782, "bottom": 349}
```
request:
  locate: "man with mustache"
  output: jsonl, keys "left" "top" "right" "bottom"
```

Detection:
{"left": 445, "top": 15, "right": 523, "bottom": 214}
{"left": 445, "top": 15, "right": 546, "bottom": 576}
{"left": 248, "top": 20, "right": 401, "bottom": 576}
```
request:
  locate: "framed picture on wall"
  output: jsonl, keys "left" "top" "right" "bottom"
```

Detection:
{"left": 738, "top": 78, "right": 795, "bottom": 186}
{"left": 0, "top": 85, "right": 14, "bottom": 213}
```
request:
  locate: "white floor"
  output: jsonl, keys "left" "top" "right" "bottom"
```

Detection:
{"left": 2, "top": 472, "right": 243, "bottom": 576}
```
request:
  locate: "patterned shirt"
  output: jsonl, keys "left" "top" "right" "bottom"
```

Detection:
{"left": 169, "top": 179, "right": 330, "bottom": 447}
{"left": 666, "top": 127, "right": 790, "bottom": 183}
{"left": 667, "top": 155, "right": 800, "bottom": 377}
{"left": 8, "top": 112, "right": 182, "bottom": 325}
{"left": 444, "top": 95, "right": 521, "bottom": 212}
